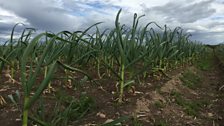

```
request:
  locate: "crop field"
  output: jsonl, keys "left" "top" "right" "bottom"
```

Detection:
{"left": 0, "top": 10, "right": 223, "bottom": 126}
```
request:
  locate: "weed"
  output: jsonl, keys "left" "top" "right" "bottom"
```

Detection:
{"left": 195, "top": 53, "right": 213, "bottom": 71}
{"left": 180, "top": 70, "right": 201, "bottom": 89}
{"left": 7, "top": 90, "right": 21, "bottom": 110}
{"left": 132, "top": 118, "right": 143, "bottom": 126}
{"left": 33, "top": 90, "right": 95, "bottom": 126}
{"left": 170, "top": 91, "right": 207, "bottom": 116}
{"left": 155, "top": 120, "right": 168, "bottom": 126}
{"left": 154, "top": 101, "right": 165, "bottom": 108}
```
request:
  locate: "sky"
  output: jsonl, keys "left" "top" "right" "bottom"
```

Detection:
{"left": 0, "top": 0, "right": 224, "bottom": 44}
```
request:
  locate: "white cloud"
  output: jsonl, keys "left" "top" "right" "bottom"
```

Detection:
{"left": 0, "top": 7, "right": 27, "bottom": 24}
{"left": 0, "top": 0, "right": 223, "bottom": 44}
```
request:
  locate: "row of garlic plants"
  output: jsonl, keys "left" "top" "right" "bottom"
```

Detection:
{"left": 0, "top": 9, "right": 204, "bottom": 126}
{"left": 215, "top": 44, "right": 224, "bottom": 65}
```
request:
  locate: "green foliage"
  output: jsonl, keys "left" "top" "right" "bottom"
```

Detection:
{"left": 33, "top": 91, "right": 95, "bottom": 126}
{"left": 128, "top": 114, "right": 143, "bottom": 126}
{"left": 195, "top": 51, "right": 213, "bottom": 71}
{"left": 180, "top": 70, "right": 201, "bottom": 89}
{"left": 154, "top": 101, "right": 165, "bottom": 108}
{"left": 215, "top": 44, "right": 224, "bottom": 65}
{"left": 0, "top": 9, "right": 205, "bottom": 125}
{"left": 131, "top": 118, "right": 143, "bottom": 126}
{"left": 7, "top": 90, "right": 20, "bottom": 109}
{"left": 170, "top": 91, "right": 207, "bottom": 116}
{"left": 155, "top": 120, "right": 168, "bottom": 126}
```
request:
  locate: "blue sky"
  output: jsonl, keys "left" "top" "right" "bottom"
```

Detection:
{"left": 0, "top": 0, "right": 224, "bottom": 44}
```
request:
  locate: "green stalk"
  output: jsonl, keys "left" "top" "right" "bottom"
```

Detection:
{"left": 108, "top": 57, "right": 114, "bottom": 77}
{"left": 27, "top": 62, "right": 57, "bottom": 109}
{"left": 44, "top": 66, "right": 52, "bottom": 91}
{"left": 11, "top": 61, "right": 14, "bottom": 79}
{"left": 44, "top": 66, "right": 47, "bottom": 78}
{"left": 118, "top": 63, "right": 125, "bottom": 103}
{"left": 115, "top": 9, "right": 126, "bottom": 103}
{"left": 22, "top": 97, "right": 29, "bottom": 126}
{"left": 97, "top": 58, "right": 101, "bottom": 79}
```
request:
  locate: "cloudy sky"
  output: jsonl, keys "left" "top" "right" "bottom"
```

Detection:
{"left": 0, "top": 0, "right": 224, "bottom": 44}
